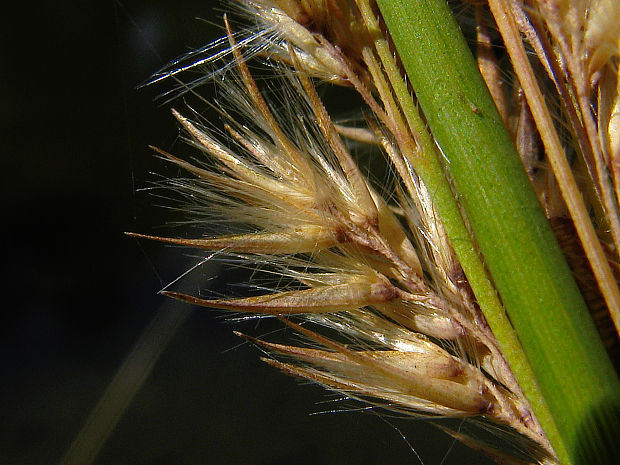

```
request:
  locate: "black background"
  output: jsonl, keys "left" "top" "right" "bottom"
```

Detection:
{"left": 2, "top": 1, "right": 492, "bottom": 463}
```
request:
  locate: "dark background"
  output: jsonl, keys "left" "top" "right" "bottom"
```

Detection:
{"left": 2, "top": 1, "right": 492, "bottom": 464}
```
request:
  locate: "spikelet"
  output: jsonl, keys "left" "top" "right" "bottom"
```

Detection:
{"left": 131, "top": 1, "right": 581, "bottom": 463}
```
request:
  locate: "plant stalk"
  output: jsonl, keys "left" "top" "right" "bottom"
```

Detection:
{"left": 376, "top": 0, "right": 620, "bottom": 463}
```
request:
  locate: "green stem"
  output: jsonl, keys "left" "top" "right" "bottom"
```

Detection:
{"left": 376, "top": 1, "right": 620, "bottom": 464}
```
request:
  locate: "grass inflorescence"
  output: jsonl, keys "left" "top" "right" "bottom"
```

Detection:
{"left": 128, "top": 1, "right": 620, "bottom": 464}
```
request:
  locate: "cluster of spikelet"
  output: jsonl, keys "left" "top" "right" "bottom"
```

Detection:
{"left": 131, "top": 0, "right": 620, "bottom": 463}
